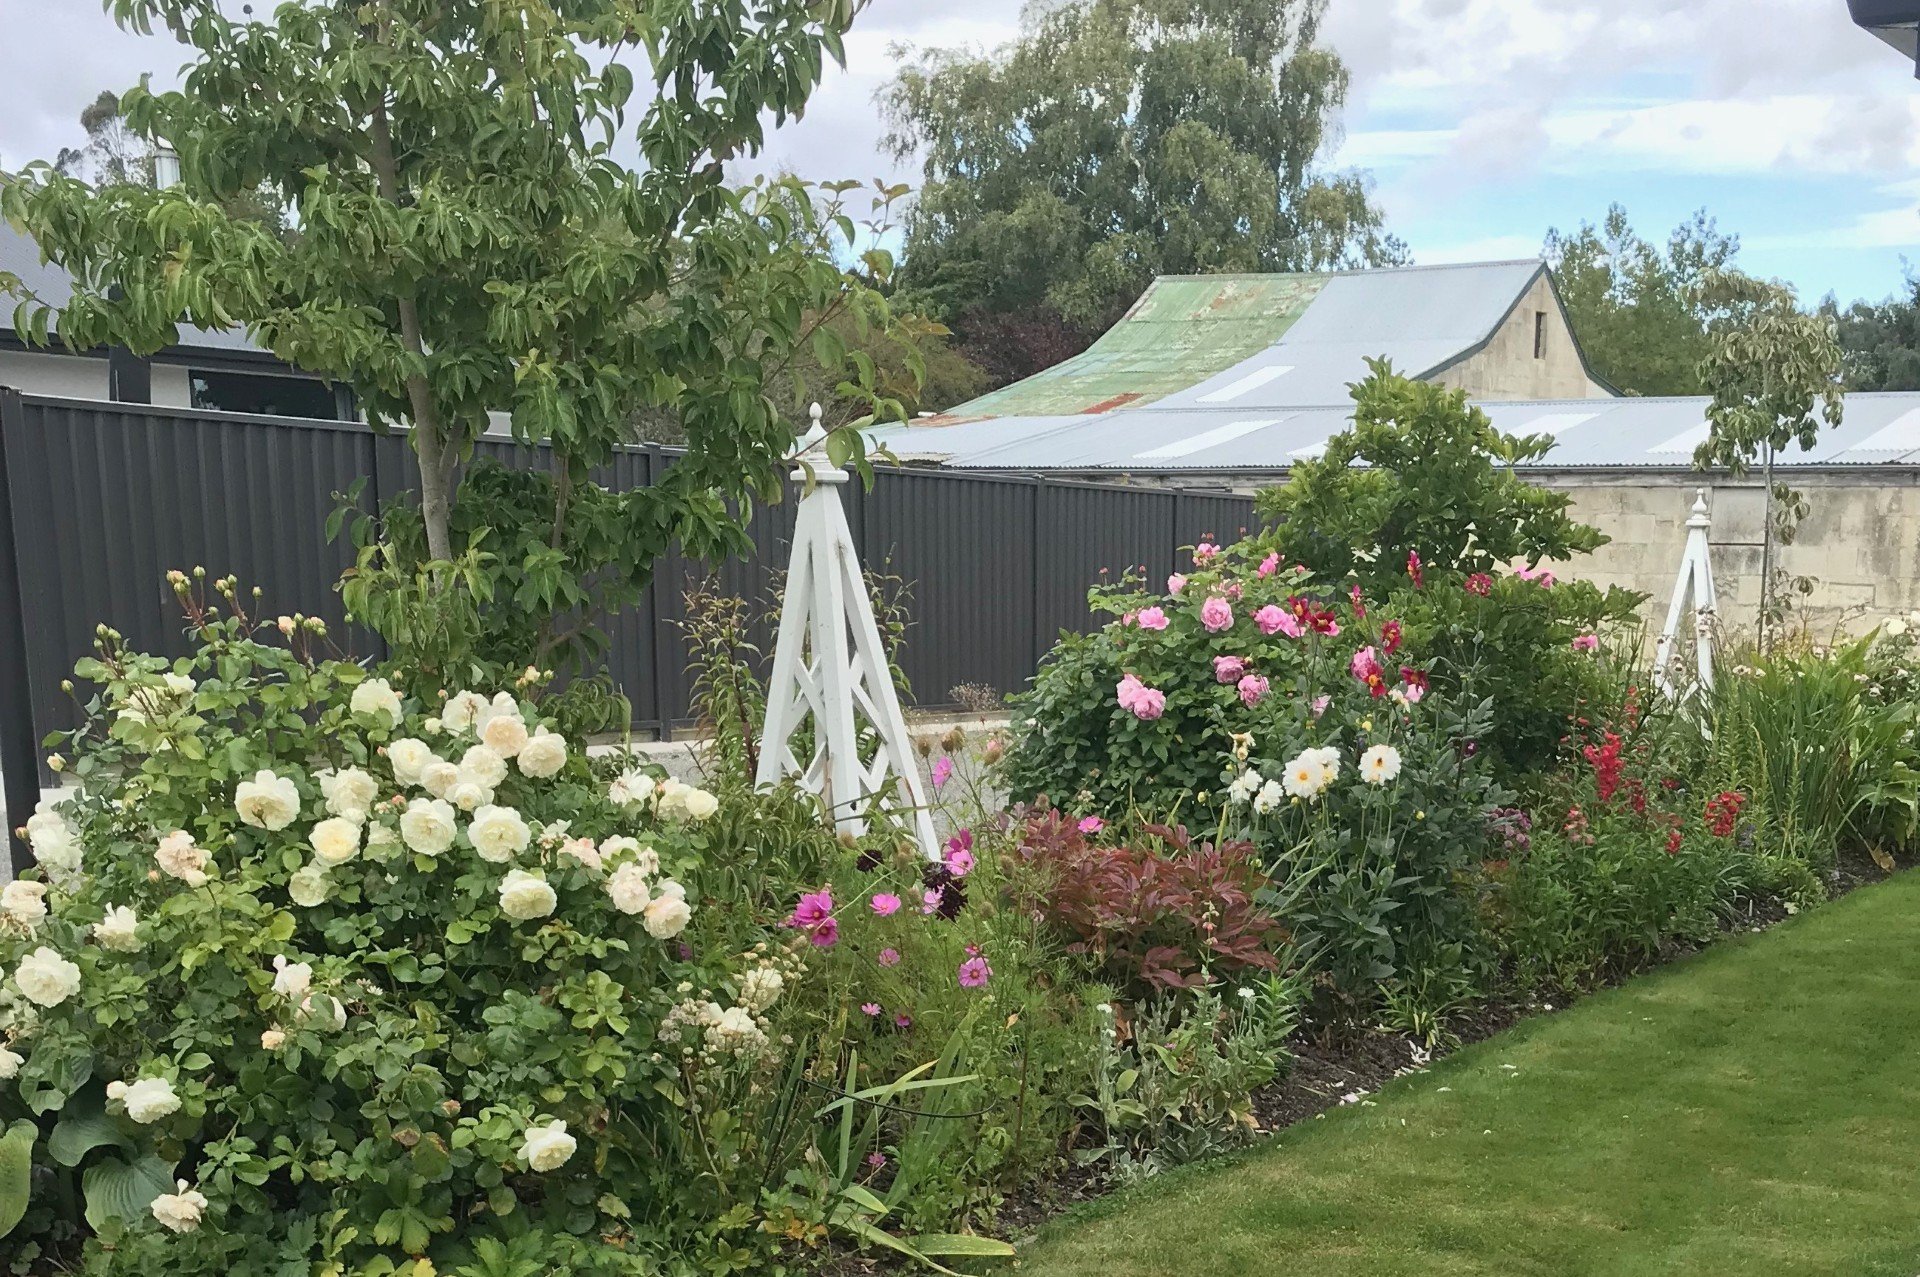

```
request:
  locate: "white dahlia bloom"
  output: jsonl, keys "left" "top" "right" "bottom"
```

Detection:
{"left": 1359, "top": 743, "right": 1404, "bottom": 786}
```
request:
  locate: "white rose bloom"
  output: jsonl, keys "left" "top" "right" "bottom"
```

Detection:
{"left": 442, "top": 689, "right": 489, "bottom": 733}
{"left": 654, "top": 777, "right": 690, "bottom": 815}
{"left": 260, "top": 1028, "right": 286, "bottom": 1050}
{"left": 516, "top": 728, "right": 567, "bottom": 779}
{"left": 14, "top": 946, "right": 81, "bottom": 1007}
{"left": 386, "top": 738, "right": 436, "bottom": 786}
{"left": 469, "top": 805, "right": 531, "bottom": 863}
{"left": 605, "top": 863, "right": 651, "bottom": 915}
{"left": 271, "top": 955, "right": 313, "bottom": 1000}
{"left": 365, "top": 821, "right": 401, "bottom": 859}
{"left": 1887, "top": 617, "right": 1910, "bottom": 638}
{"left": 448, "top": 781, "right": 493, "bottom": 812}
{"left": 400, "top": 798, "right": 458, "bottom": 856}
{"left": 643, "top": 882, "right": 692, "bottom": 939}
{"left": 517, "top": 1118, "right": 576, "bottom": 1172}
{"left": 108, "top": 1075, "right": 180, "bottom": 1124}
{"left": 235, "top": 769, "right": 301, "bottom": 831}
{"left": 93, "top": 906, "right": 141, "bottom": 953}
{"left": 601, "top": 837, "right": 660, "bottom": 877}
{"left": 317, "top": 766, "right": 380, "bottom": 820}
{"left": 309, "top": 816, "right": 362, "bottom": 866}
{"left": 607, "top": 769, "right": 656, "bottom": 807}
{"left": 288, "top": 864, "right": 331, "bottom": 908}
{"left": 1359, "top": 743, "right": 1404, "bottom": 786}
{"left": 498, "top": 869, "right": 557, "bottom": 922}
{"left": 420, "top": 760, "right": 461, "bottom": 799}
{"left": 298, "top": 992, "right": 348, "bottom": 1031}
{"left": 458, "top": 745, "right": 508, "bottom": 790}
{"left": 481, "top": 711, "right": 529, "bottom": 759}
{"left": 558, "top": 837, "right": 603, "bottom": 873}
{"left": 739, "top": 965, "right": 784, "bottom": 1014}
{"left": 350, "top": 676, "right": 404, "bottom": 726}
{"left": 0, "top": 1046, "right": 21, "bottom": 1079}
{"left": 155, "top": 831, "right": 212, "bottom": 887}
{"left": 150, "top": 1180, "right": 209, "bottom": 1234}
{"left": 25, "top": 802, "right": 83, "bottom": 887}
{"left": 678, "top": 787, "right": 719, "bottom": 822}
{"left": 1, "top": 880, "right": 49, "bottom": 927}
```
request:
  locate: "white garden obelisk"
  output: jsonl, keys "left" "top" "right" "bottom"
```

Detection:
{"left": 756, "top": 405, "right": 941, "bottom": 861}
{"left": 1654, "top": 487, "right": 1718, "bottom": 700}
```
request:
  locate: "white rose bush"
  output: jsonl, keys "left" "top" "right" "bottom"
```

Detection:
{"left": 0, "top": 604, "right": 801, "bottom": 1274}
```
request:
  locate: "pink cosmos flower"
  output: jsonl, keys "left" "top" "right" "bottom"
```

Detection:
{"left": 1167, "top": 573, "right": 1188, "bottom": 595}
{"left": 1311, "top": 694, "right": 1331, "bottom": 718}
{"left": 867, "top": 1152, "right": 887, "bottom": 1170}
{"left": 930, "top": 755, "right": 954, "bottom": 789}
{"left": 1257, "top": 551, "right": 1280, "bottom": 578}
{"left": 1136, "top": 606, "right": 1170, "bottom": 631}
{"left": 1194, "top": 542, "right": 1221, "bottom": 564}
{"left": 787, "top": 889, "right": 833, "bottom": 930}
{"left": 1200, "top": 597, "right": 1234, "bottom": 632}
{"left": 861, "top": 1002, "right": 881, "bottom": 1017}
{"left": 945, "top": 845, "right": 976, "bottom": 877}
{"left": 1237, "top": 674, "right": 1269, "bottom": 707}
{"left": 870, "top": 892, "right": 902, "bottom": 916}
{"left": 878, "top": 947, "right": 901, "bottom": 967}
{"left": 922, "top": 888, "right": 944, "bottom": 914}
{"left": 894, "top": 1012, "right": 914, "bottom": 1029}
{"left": 1572, "top": 633, "right": 1600, "bottom": 652}
{"left": 809, "top": 917, "right": 839, "bottom": 948}
{"left": 958, "top": 955, "right": 993, "bottom": 988}
{"left": 1078, "top": 815, "right": 1105, "bottom": 835}
{"left": 1254, "top": 605, "right": 1302, "bottom": 638}
{"left": 1213, "top": 654, "right": 1247, "bottom": 684}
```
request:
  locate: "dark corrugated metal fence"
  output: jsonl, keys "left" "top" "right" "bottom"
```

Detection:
{"left": 0, "top": 390, "right": 1258, "bottom": 855}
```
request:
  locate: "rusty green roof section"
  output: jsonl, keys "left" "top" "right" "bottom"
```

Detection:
{"left": 932, "top": 273, "right": 1331, "bottom": 420}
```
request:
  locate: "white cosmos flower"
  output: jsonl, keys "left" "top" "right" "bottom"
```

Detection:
{"left": 458, "top": 745, "right": 508, "bottom": 790}
{"left": 468, "top": 805, "right": 530, "bottom": 863}
{"left": 14, "top": 946, "right": 81, "bottom": 1006}
{"left": 605, "top": 861, "right": 651, "bottom": 915}
{"left": 607, "top": 769, "right": 655, "bottom": 807}
{"left": 480, "top": 708, "right": 529, "bottom": 759}
{"left": 386, "top": 738, "right": 436, "bottom": 786}
{"left": 0, "top": 1046, "right": 21, "bottom": 1079}
{"left": 516, "top": 728, "right": 567, "bottom": 779}
{"left": 518, "top": 1118, "right": 576, "bottom": 1171}
{"left": 107, "top": 1075, "right": 180, "bottom": 1124}
{"left": 442, "top": 689, "right": 488, "bottom": 733}
{"left": 419, "top": 760, "right": 461, "bottom": 800}
{"left": 151, "top": 1180, "right": 209, "bottom": 1233}
{"left": 400, "top": 798, "right": 458, "bottom": 856}
{"left": 1, "top": 880, "right": 48, "bottom": 927}
{"left": 271, "top": 955, "right": 313, "bottom": 1000}
{"left": 643, "top": 881, "right": 692, "bottom": 939}
{"left": 309, "top": 816, "right": 362, "bottom": 866}
{"left": 155, "top": 831, "right": 212, "bottom": 887}
{"left": 317, "top": 766, "right": 379, "bottom": 820}
{"left": 93, "top": 906, "right": 141, "bottom": 953}
{"left": 1359, "top": 744, "right": 1404, "bottom": 785}
{"left": 235, "top": 769, "right": 301, "bottom": 831}
{"left": 498, "top": 869, "right": 557, "bottom": 922}
{"left": 349, "top": 676, "right": 404, "bottom": 726}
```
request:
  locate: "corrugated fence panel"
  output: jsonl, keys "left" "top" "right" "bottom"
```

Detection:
{"left": 1034, "top": 481, "right": 1178, "bottom": 658}
{"left": 1173, "top": 490, "right": 1259, "bottom": 554}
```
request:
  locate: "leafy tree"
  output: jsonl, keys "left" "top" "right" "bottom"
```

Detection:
{"left": 879, "top": 0, "right": 1404, "bottom": 333}
{"left": 1, "top": 0, "right": 892, "bottom": 584}
{"left": 53, "top": 90, "right": 153, "bottom": 186}
{"left": 1830, "top": 271, "right": 1920, "bottom": 391}
{"left": 1545, "top": 204, "right": 1739, "bottom": 396}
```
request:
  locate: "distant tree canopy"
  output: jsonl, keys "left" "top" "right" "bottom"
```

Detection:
{"left": 879, "top": 0, "right": 1405, "bottom": 343}
{"left": 1545, "top": 204, "right": 1740, "bottom": 397}
{"left": 1830, "top": 272, "right": 1920, "bottom": 392}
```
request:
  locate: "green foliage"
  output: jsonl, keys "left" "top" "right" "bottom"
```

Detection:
{"left": 1693, "top": 270, "right": 1844, "bottom": 476}
{"left": 1830, "top": 272, "right": 1920, "bottom": 392}
{"left": 1544, "top": 204, "right": 1738, "bottom": 395}
{"left": 880, "top": 0, "right": 1403, "bottom": 329}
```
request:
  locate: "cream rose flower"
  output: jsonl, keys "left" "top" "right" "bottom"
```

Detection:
{"left": 448, "top": 781, "right": 492, "bottom": 813}
{"left": 442, "top": 689, "right": 489, "bottom": 733}
{"left": 386, "top": 738, "right": 436, "bottom": 786}
{"left": 1, "top": 880, "right": 48, "bottom": 927}
{"left": 14, "top": 946, "right": 81, "bottom": 1006}
{"left": 271, "top": 954, "right": 313, "bottom": 1000}
{"left": 400, "top": 798, "right": 458, "bottom": 856}
{"left": 260, "top": 1028, "right": 286, "bottom": 1050}
{"left": 0, "top": 1046, "right": 22, "bottom": 1079}
{"left": 25, "top": 801, "right": 82, "bottom": 887}
{"left": 678, "top": 787, "right": 719, "bottom": 821}
{"left": 517, "top": 1118, "right": 576, "bottom": 1172}
{"left": 235, "top": 769, "right": 301, "bottom": 831}
{"left": 605, "top": 862, "right": 651, "bottom": 915}
{"left": 459, "top": 744, "right": 508, "bottom": 790}
{"left": 150, "top": 1179, "right": 209, "bottom": 1234}
{"left": 108, "top": 1075, "right": 180, "bottom": 1124}
{"left": 155, "top": 830, "right": 212, "bottom": 887}
{"left": 516, "top": 728, "right": 567, "bottom": 779}
{"left": 643, "top": 881, "right": 692, "bottom": 939}
{"left": 469, "top": 805, "right": 530, "bottom": 863}
{"left": 499, "top": 869, "right": 557, "bottom": 922}
{"left": 309, "top": 816, "right": 362, "bottom": 866}
{"left": 288, "top": 864, "right": 331, "bottom": 908}
{"left": 350, "top": 676, "right": 404, "bottom": 726}
{"left": 93, "top": 905, "right": 141, "bottom": 953}
{"left": 481, "top": 710, "right": 529, "bottom": 759}
{"left": 317, "top": 766, "right": 379, "bottom": 820}
{"left": 420, "top": 759, "right": 461, "bottom": 800}
{"left": 607, "top": 769, "right": 655, "bottom": 807}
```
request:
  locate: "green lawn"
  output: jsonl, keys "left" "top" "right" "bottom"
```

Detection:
{"left": 1015, "top": 873, "right": 1920, "bottom": 1277}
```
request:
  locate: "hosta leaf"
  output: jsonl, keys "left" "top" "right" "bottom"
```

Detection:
{"left": 82, "top": 1153, "right": 175, "bottom": 1233}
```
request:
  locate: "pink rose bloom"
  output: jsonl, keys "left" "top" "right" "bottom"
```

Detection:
{"left": 1194, "top": 542, "right": 1220, "bottom": 564}
{"left": 1257, "top": 551, "right": 1280, "bottom": 578}
{"left": 1311, "top": 694, "right": 1331, "bottom": 718}
{"left": 1224, "top": 582, "right": 1243, "bottom": 601}
{"left": 1200, "top": 597, "right": 1234, "bottom": 632}
{"left": 1136, "top": 606, "right": 1170, "bottom": 631}
{"left": 1130, "top": 686, "right": 1167, "bottom": 720}
{"left": 870, "top": 892, "right": 902, "bottom": 916}
{"left": 1237, "top": 674, "right": 1269, "bottom": 707}
{"left": 862, "top": 1002, "right": 881, "bottom": 1016}
{"left": 878, "top": 947, "right": 901, "bottom": 967}
{"left": 957, "top": 955, "right": 993, "bottom": 988}
{"left": 1078, "top": 815, "right": 1105, "bottom": 834}
{"left": 1117, "top": 673, "right": 1146, "bottom": 712}
{"left": 1121, "top": 611, "right": 1137, "bottom": 626}
{"left": 1168, "top": 573, "right": 1189, "bottom": 595}
{"left": 945, "top": 846, "right": 976, "bottom": 877}
{"left": 1572, "top": 633, "right": 1599, "bottom": 652}
{"left": 1213, "top": 654, "right": 1247, "bottom": 684}
{"left": 1254, "top": 604, "right": 1302, "bottom": 637}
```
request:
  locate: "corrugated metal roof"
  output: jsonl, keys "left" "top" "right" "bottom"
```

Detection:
{"left": 875, "top": 392, "right": 1920, "bottom": 471}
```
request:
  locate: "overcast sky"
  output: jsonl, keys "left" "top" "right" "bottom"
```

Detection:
{"left": 2, "top": 0, "right": 1915, "bottom": 305}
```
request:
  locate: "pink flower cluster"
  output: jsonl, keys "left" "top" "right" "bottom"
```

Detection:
{"left": 786, "top": 888, "right": 839, "bottom": 948}
{"left": 1571, "top": 632, "right": 1599, "bottom": 652}
{"left": 1517, "top": 564, "right": 1556, "bottom": 588}
{"left": 1116, "top": 673, "right": 1166, "bottom": 720}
